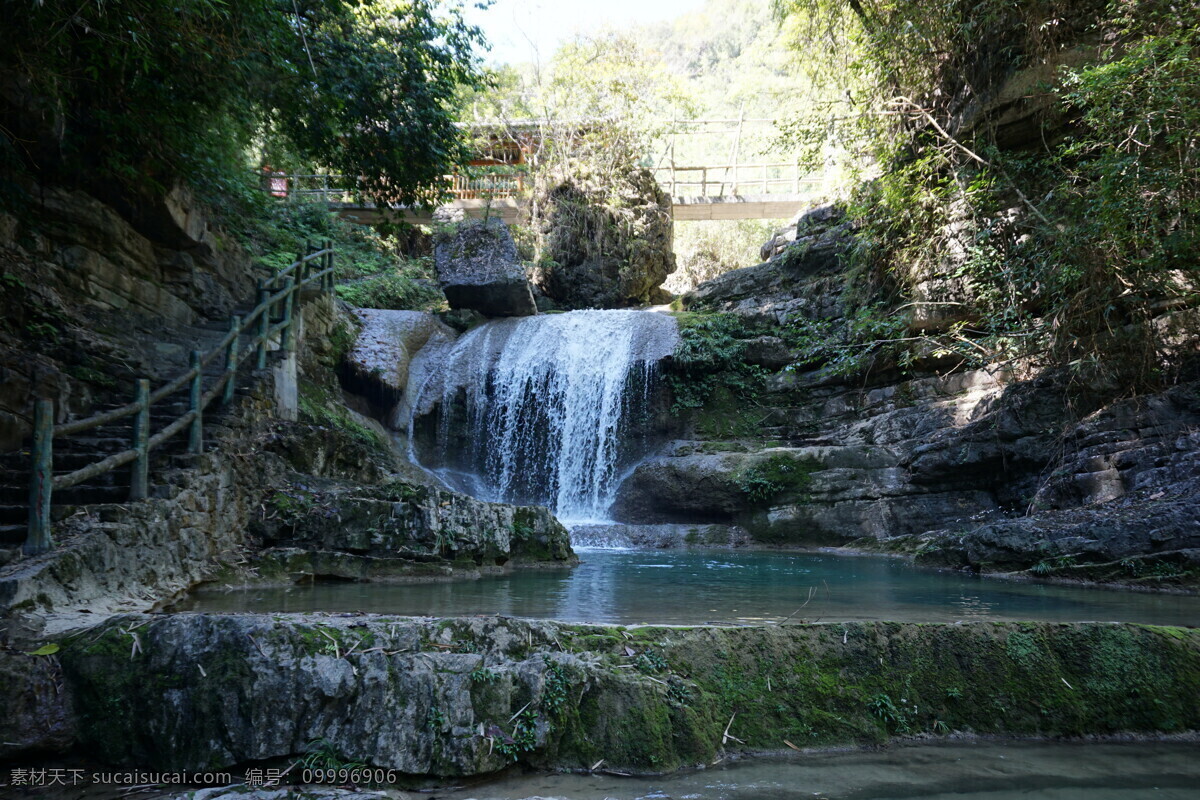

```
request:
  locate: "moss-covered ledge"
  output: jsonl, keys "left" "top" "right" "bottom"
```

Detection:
{"left": 19, "top": 614, "right": 1200, "bottom": 776}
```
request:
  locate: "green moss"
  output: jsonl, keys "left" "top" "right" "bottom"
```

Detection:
{"left": 298, "top": 378, "right": 386, "bottom": 452}
{"left": 666, "top": 313, "right": 768, "bottom": 421}
{"left": 66, "top": 364, "right": 119, "bottom": 389}
{"left": 735, "top": 453, "right": 820, "bottom": 504}
{"left": 54, "top": 618, "right": 1200, "bottom": 776}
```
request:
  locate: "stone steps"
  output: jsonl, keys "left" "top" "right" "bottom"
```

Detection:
{"left": 0, "top": 297, "right": 290, "bottom": 554}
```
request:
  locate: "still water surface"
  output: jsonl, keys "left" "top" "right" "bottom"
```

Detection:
{"left": 433, "top": 741, "right": 1200, "bottom": 800}
{"left": 175, "top": 549, "right": 1200, "bottom": 626}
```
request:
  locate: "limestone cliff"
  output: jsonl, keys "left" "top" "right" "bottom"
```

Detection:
{"left": 615, "top": 204, "right": 1200, "bottom": 588}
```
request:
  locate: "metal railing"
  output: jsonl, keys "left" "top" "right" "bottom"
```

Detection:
{"left": 23, "top": 242, "right": 338, "bottom": 556}
{"left": 652, "top": 163, "right": 822, "bottom": 198}
{"left": 261, "top": 164, "right": 818, "bottom": 205}
{"left": 261, "top": 170, "right": 528, "bottom": 204}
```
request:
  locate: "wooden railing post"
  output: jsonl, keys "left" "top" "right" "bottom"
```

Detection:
{"left": 188, "top": 350, "right": 203, "bottom": 454}
{"left": 224, "top": 316, "right": 240, "bottom": 405}
{"left": 25, "top": 398, "right": 54, "bottom": 555}
{"left": 280, "top": 277, "right": 296, "bottom": 352}
{"left": 325, "top": 244, "right": 335, "bottom": 291}
{"left": 256, "top": 280, "right": 269, "bottom": 370}
{"left": 130, "top": 379, "right": 150, "bottom": 501}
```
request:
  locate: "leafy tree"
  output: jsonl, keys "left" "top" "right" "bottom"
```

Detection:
{"left": 0, "top": 0, "right": 486, "bottom": 209}
{"left": 769, "top": 0, "right": 1200, "bottom": 393}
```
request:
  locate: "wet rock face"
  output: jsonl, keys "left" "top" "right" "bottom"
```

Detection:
{"left": 434, "top": 219, "right": 536, "bottom": 317}
{"left": 621, "top": 338, "right": 1200, "bottom": 572}
{"left": 610, "top": 452, "right": 750, "bottom": 524}
{"left": 49, "top": 614, "right": 1200, "bottom": 775}
{"left": 910, "top": 385, "right": 1200, "bottom": 578}
{"left": 531, "top": 170, "right": 675, "bottom": 309}
{"left": 342, "top": 309, "right": 454, "bottom": 410}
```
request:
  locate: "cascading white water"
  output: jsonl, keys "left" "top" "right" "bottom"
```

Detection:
{"left": 409, "top": 310, "right": 678, "bottom": 522}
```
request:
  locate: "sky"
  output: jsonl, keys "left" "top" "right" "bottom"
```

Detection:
{"left": 463, "top": 0, "right": 706, "bottom": 65}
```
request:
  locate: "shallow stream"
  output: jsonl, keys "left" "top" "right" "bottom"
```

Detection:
{"left": 434, "top": 740, "right": 1200, "bottom": 799}
{"left": 176, "top": 548, "right": 1200, "bottom": 626}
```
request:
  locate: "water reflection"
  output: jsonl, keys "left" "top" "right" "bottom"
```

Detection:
{"left": 175, "top": 549, "right": 1200, "bottom": 627}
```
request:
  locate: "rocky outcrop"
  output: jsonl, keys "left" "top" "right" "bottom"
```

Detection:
{"left": 0, "top": 648, "right": 74, "bottom": 758}
{"left": 626, "top": 305, "right": 1200, "bottom": 583}
{"left": 433, "top": 219, "right": 536, "bottom": 317}
{"left": 531, "top": 169, "right": 675, "bottom": 309}
{"left": 902, "top": 386, "right": 1200, "bottom": 581}
{"left": 686, "top": 204, "right": 850, "bottom": 325}
{"left": 342, "top": 309, "right": 454, "bottom": 409}
{"left": 0, "top": 295, "right": 575, "bottom": 635}
{"left": 759, "top": 202, "right": 844, "bottom": 261}
{"left": 27, "top": 613, "right": 1200, "bottom": 773}
{"left": 253, "top": 479, "right": 574, "bottom": 577}
{"left": 656, "top": 187, "right": 1200, "bottom": 585}
{"left": 0, "top": 183, "right": 260, "bottom": 452}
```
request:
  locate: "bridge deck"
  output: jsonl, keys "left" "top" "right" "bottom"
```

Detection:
{"left": 334, "top": 193, "right": 813, "bottom": 226}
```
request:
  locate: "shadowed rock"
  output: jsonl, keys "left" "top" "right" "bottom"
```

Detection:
{"left": 434, "top": 219, "right": 536, "bottom": 317}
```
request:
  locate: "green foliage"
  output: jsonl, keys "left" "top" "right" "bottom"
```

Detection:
{"left": 667, "top": 313, "right": 767, "bottom": 414}
{"left": 470, "top": 666, "right": 500, "bottom": 684}
{"left": 336, "top": 269, "right": 442, "bottom": 311}
{"left": 771, "top": 0, "right": 1200, "bottom": 393}
{"left": 298, "top": 380, "right": 385, "bottom": 451}
{"left": 634, "top": 651, "right": 669, "bottom": 674}
{"left": 240, "top": 196, "right": 443, "bottom": 311}
{"left": 426, "top": 706, "right": 447, "bottom": 731}
{"left": 736, "top": 453, "right": 818, "bottom": 503}
{"left": 867, "top": 692, "right": 914, "bottom": 734}
{"left": 265, "top": 485, "right": 326, "bottom": 526}
{"left": 1, "top": 0, "right": 485, "bottom": 210}
{"left": 1031, "top": 554, "right": 1078, "bottom": 576}
{"left": 542, "top": 662, "right": 571, "bottom": 713}
{"left": 299, "top": 737, "right": 366, "bottom": 771}
{"left": 782, "top": 304, "right": 912, "bottom": 378}
{"left": 665, "top": 676, "right": 694, "bottom": 708}
{"left": 494, "top": 708, "right": 539, "bottom": 761}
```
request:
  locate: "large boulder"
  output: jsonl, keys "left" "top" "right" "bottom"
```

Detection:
{"left": 253, "top": 477, "right": 575, "bottom": 573}
{"left": 531, "top": 169, "right": 675, "bottom": 309}
{"left": 433, "top": 218, "right": 536, "bottom": 317}
{"left": 342, "top": 309, "right": 454, "bottom": 409}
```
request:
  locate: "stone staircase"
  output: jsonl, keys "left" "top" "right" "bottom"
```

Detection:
{"left": 0, "top": 312, "right": 272, "bottom": 564}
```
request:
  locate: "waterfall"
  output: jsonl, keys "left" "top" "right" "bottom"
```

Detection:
{"left": 409, "top": 310, "right": 678, "bottom": 522}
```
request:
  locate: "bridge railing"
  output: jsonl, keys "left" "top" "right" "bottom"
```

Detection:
{"left": 24, "top": 242, "right": 338, "bottom": 556}
{"left": 260, "top": 169, "right": 528, "bottom": 204}
{"left": 259, "top": 165, "right": 821, "bottom": 212}
{"left": 653, "top": 163, "right": 822, "bottom": 197}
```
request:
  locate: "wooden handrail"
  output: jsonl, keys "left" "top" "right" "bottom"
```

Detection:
{"left": 22, "top": 241, "right": 338, "bottom": 555}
